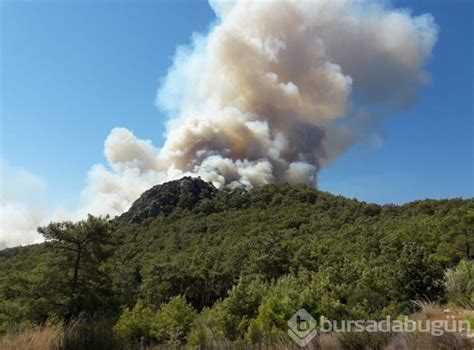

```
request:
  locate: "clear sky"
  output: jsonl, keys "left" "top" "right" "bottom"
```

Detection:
{"left": 1, "top": 0, "right": 473, "bottom": 211}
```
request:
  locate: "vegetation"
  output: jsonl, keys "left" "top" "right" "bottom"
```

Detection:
{"left": 445, "top": 260, "right": 474, "bottom": 308}
{"left": 0, "top": 180, "right": 473, "bottom": 348}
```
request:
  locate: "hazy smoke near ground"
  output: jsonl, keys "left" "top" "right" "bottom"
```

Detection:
{"left": 0, "top": 160, "right": 48, "bottom": 247}
{"left": 1, "top": 0, "right": 438, "bottom": 246}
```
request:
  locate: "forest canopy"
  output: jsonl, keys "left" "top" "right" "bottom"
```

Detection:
{"left": 0, "top": 179, "right": 473, "bottom": 347}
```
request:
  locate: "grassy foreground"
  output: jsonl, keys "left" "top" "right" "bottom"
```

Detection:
{"left": 1, "top": 303, "right": 473, "bottom": 350}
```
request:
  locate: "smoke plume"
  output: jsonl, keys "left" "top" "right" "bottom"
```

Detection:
{"left": 83, "top": 0, "right": 437, "bottom": 214}
{"left": 1, "top": 0, "right": 438, "bottom": 246}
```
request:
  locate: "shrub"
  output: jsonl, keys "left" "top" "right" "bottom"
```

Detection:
{"left": 445, "top": 260, "right": 474, "bottom": 308}
{"left": 113, "top": 299, "right": 155, "bottom": 343}
{"left": 213, "top": 277, "right": 267, "bottom": 340}
{"left": 187, "top": 306, "right": 227, "bottom": 348}
{"left": 395, "top": 244, "right": 444, "bottom": 313}
{"left": 245, "top": 275, "right": 303, "bottom": 343}
{"left": 151, "top": 295, "right": 197, "bottom": 345}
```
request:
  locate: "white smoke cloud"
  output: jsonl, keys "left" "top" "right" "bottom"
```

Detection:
{"left": 153, "top": 0, "right": 437, "bottom": 189}
{"left": 78, "top": 0, "right": 437, "bottom": 212}
{"left": 0, "top": 159, "right": 47, "bottom": 247}
{"left": 1, "top": 0, "right": 438, "bottom": 247}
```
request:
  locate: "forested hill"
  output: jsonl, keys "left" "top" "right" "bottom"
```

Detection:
{"left": 1, "top": 178, "right": 473, "bottom": 346}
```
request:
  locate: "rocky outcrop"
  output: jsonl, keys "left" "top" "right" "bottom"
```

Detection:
{"left": 119, "top": 177, "right": 218, "bottom": 224}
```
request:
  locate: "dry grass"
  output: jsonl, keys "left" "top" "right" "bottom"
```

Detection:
{"left": 413, "top": 301, "right": 473, "bottom": 333}
{"left": 384, "top": 302, "right": 473, "bottom": 350}
{"left": 315, "top": 333, "right": 341, "bottom": 349}
{"left": 412, "top": 300, "right": 444, "bottom": 320}
{"left": 0, "top": 325, "right": 62, "bottom": 350}
{"left": 0, "top": 318, "right": 126, "bottom": 350}
{"left": 385, "top": 332, "right": 472, "bottom": 350}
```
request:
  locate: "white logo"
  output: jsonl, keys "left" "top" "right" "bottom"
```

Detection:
{"left": 287, "top": 309, "right": 317, "bottom": 347}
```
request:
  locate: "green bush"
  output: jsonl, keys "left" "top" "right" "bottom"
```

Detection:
{"left": 212, "top": 277, "right": 267, "bottom": 340}
{"left": 151, "top": 295, "right": 197, "bottom": 345}
{"left": 187, "top": 306, "right": 227, "bottom": 348}
{"left": 445, "top": 260, "right": 474, "bottom": 308}
{"left": 245, "top": 275, "right": 303, "bottom": 343}
{"left": 113, "top": 299, "right": 155, "bottom": 343}
{"left": 114, "top": 296, "right": 196, "bottom": 346}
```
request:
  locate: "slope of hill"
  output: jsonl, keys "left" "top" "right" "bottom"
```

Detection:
{"left": 0, "top": 178, "right": 473, "bottom": 348}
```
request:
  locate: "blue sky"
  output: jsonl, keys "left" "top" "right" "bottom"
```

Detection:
{"left": 1, "top": 0, "right": 473, "bottom": 208}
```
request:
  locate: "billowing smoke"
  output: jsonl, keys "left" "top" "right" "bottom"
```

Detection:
{"left": 83, "top": 0, "right": 437, "bottom": 213}
{"left": 1, "top": 0, "right": 438, "bottom": 246}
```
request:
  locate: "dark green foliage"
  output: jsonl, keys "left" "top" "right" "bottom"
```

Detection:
{"left": 0, "top": 215, "right": 116, "bottom": 332}
{"left": 114, "top": 296, "right": 196, "bottom": 346}
{"left": 113, "top": 299, "right": 155, "bottom": 343}
{"left": 0, "top": 181, "right": 473, "bottom": 345}
{"left": 37, "top": 215, "right": 116, "bottom": 320}
{"left": 394, "top": 243, "right": 444, "bottom": 312}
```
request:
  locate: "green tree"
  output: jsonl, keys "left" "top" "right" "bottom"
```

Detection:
{"left": 439, "top": 209, "right": 474, "bottom": 262}
{"left": 395, "top": 243, "right": 444, "bottom": 312}
{"left": 38, "top": 215, "right": 114, "bottom": 319}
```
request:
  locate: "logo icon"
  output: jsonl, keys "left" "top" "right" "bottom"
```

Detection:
{"left": 288, "top": 309, "right": 317, "bottom": 347}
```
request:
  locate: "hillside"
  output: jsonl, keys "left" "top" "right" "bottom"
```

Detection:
{"left": 0, "top": 178, "right": 473, "bottom": 348}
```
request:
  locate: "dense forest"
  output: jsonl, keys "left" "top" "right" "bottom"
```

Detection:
{"left": 0, "top": 177, "right": 473, "bottom": 349}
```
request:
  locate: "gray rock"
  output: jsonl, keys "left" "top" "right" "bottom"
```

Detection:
{"left": 119, "top": 177, "right": 217, "bottom": 224}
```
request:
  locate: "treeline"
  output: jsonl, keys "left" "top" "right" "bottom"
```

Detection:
{"left": 0, "top": 183, "right": 473, "bottom": 347}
